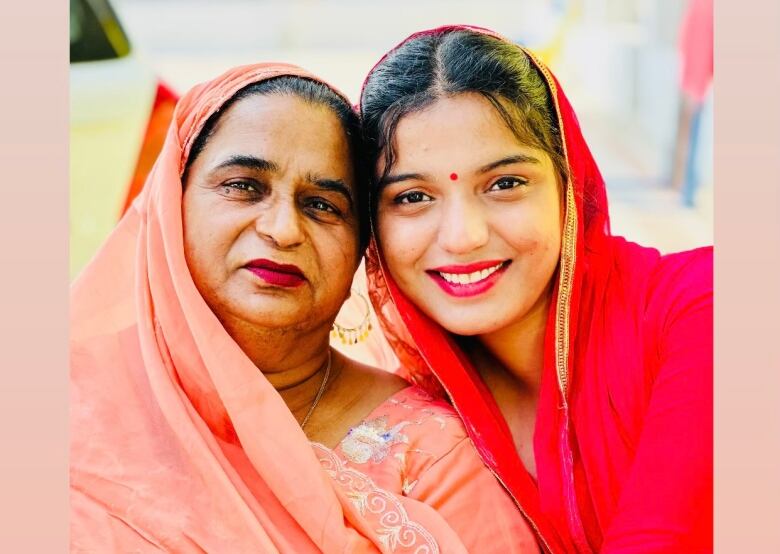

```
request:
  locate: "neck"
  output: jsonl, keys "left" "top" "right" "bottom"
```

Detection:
{"left": 220, "top": 314, "right": 337, "bottom": 418}
{"left": 473, "top": 286, "right": 553, "bottom": 393}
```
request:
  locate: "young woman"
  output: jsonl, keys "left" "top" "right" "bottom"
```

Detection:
{"left": 361, "top": 26, "right": 712, "bottom": 553}
{"left": 70, "top": 62, "right": 537, "bottom": 552}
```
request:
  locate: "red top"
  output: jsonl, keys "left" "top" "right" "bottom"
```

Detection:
{"left": 363, "top": 25, "right": 713, "bottom": 553}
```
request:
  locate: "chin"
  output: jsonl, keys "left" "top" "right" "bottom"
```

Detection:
{"left": 229, "top": 298, "right": 308, "bottom": 329}
{"left": 434, "top": 313, "right": 505, "bottom": 337}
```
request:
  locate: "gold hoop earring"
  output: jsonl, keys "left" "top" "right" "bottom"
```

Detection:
{"left": 331, "top": 289, "right": 373, "bottom": 345}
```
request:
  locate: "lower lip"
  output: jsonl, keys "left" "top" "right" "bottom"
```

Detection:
{"left": 245, "top": 267, "right": 305, "bottom": 288}
{"left": 427, "top": 263, "right": 509, "bottom": 298}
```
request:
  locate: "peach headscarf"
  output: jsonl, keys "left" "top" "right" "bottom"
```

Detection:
{"left": 70, "top": 63, "right": 465, "bottom": 553}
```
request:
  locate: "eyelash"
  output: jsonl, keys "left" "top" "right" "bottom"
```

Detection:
{"left": 488, "top": 176, "right": 529, "bottom": 191}
{"left": 394, "top": 191, "right": 433, "bottom": 204}
{"left": 306, "top": 197, "right": 341, "bottom": 216}
{"left": 221, "top": 180, "right": 261, "bottom": 197}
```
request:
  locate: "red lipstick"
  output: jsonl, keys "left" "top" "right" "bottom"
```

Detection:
{"left": 429, "top": 260, "right": 507, "bottom": 274}
{"left": 427, "top": 260, "right": 510, "bottom": 298}
{"left": 244, "top": 259, "right": 305, "bottom": 288}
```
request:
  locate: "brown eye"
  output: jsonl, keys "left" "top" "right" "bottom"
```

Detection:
{"left": 395, "top": 191, "right": 433, "bottom": 204}
{"left": 308, "top": 198, "right": 338, "bottom": 213}
{"left": 488, "top": 176, "right": 528, "bottom": 191}
{"left": 221, "top": 180, "right": 262, "bottom": 196}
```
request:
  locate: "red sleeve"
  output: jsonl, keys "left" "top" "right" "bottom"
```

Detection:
{"left": 601, "top": 248, "right": 712, "bottom": 553}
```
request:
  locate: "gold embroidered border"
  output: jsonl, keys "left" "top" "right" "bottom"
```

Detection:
{"left": 521, "top": 46, "right": 578, "bottom": 404}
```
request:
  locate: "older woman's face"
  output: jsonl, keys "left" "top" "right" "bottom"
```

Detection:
{"left": 183, "top": 93, "right": 359, "bottom": 333}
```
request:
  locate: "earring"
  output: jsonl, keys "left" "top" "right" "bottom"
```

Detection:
{"left": 331, "top": 289, "right": 373, "bottom": 345}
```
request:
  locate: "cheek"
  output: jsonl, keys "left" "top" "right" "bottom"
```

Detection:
{"left": 182, "top": 192, "right": 208, "bottom": 269}
{"left": 376, "top": 213, "right": 430, "bottom": 274}
{"left": 182, "top": 193, "right": 235, "bottom": 285}
{"left": 314, "top": 226, "right": 359, "bottom": 282}
{"left": 495, "top": 192, "right": 562, "bottom": 255}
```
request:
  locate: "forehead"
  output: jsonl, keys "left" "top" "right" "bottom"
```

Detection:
{"left": 391, "top": 93, "right": 547, "bottom": 169}
{"left": 201, "top": 93, "right": 353, "bottom": 177}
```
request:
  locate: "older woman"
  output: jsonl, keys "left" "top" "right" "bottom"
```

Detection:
{"left": 70, "top": 63, "right": 538, "bottom": 552}
{"left": 362, "top": 26, "right": 712, "bottom": 553}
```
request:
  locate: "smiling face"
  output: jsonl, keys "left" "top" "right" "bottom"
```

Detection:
{"left": 375, "top": 93, "right": 563, "bottom": 336}
{"left": 183, "top": 93, "right": 360, "bottom": 334}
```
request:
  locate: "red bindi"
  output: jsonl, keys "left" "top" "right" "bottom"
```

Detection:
{"left": 449, "top": 172, "right": 458, "bottom": 181}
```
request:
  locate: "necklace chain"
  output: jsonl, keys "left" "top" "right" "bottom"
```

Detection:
{"left": 300, "top": 350, "right": 332, "bottom": 430}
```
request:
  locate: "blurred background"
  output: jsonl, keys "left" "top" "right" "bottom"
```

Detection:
{"left": 71, "top": 0, "right": 713, "bottom": 362}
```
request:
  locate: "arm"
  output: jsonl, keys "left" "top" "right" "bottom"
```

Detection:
{"left": 601, "top": 250, "right": 712, "bottom": 553}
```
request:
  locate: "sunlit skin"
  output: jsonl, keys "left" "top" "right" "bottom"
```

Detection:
{"left": 183, "top": 94, "right": 405, "bottom": 446}
{"left": 376, "top": 93, "right": 564, "bottom": 475}
{"left": 183, "top": 95, "right": 359, "bottom": 340}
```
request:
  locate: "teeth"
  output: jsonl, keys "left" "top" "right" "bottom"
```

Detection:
{"left": 439, "top": 262, "right": 503, "bottom": 285}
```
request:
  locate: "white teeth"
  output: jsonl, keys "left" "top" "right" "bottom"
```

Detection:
{"left": 439, "top": 262, "right": 504, "bottom": 285}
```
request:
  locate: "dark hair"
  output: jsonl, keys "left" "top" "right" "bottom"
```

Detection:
{"left": 185, "top": 75, "right": 369, "bottom": 252}
{"left": 361, "top": 29, "right": 566, "bottom": 195}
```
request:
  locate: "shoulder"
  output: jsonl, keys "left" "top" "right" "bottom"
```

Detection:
{"left": 645, "top": 246, "right": 713, "bottom": 330}
{"left": 630, "top": 246, "right": 713, "bottom": 384}
{"left": 337, "top": 385, "right": 467, "bottom": 472}
{"left": 608, "top": 238, "right": 712, "bottom": 293}
{"left": 380, "top": 385, "right": 466, "bottom": 445}
{"left": 345, "top": 384, "right": 465, "bottom": 447}
{"left": 652, "top": 246, "right": 713, "bottom": 291}
{"left": 606, "top": 239, "right": 712, "bottom": 317}
{"left": 595, "top": 240, "right": 712, "bottom": 378}
{"left": 337, "top": 354, "right": 409, "bottom": 400}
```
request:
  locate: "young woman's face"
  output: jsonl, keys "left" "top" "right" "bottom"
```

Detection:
{"left": 376, "top": 93, "right": 563, "bottom": 336}
{"left": 183, "top": 93, "right": 360, "bottom": 333}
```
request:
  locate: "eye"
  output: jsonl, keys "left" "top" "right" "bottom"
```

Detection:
{"left": 394, "top": 191, "right": 433, "bottom": 204}
{"left": 306, "top": 197, "right": 340, "bottom": 215}
{"left": 221, "top": 180, "right": 262, "bottom": 197}
{"left": 488, "top": 176, "right": 528, "bottom": 192}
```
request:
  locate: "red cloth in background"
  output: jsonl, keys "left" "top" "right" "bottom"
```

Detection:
{"left": 679, "top": 0, "right": 714, "bottom": 103}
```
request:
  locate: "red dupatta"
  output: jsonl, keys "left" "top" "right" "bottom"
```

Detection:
{"left": 363, "top": 25, "right": 712, "bottom": 553}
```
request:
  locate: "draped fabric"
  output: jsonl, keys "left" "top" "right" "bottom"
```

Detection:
{"left": 363, "top": 26, "right": 713, "bottom": 553}
{"left": 70, "top": 63, "right": 487, "bottom": 553}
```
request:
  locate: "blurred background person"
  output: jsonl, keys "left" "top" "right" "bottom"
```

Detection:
{"left": 670, "top": 0, "right": 713, "bottom": 207}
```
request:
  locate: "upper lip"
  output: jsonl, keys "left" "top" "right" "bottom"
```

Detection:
{"left": 428, "top": 260, "right": 508, "bottom": 274}
{"left": 244, "top": 258, "right": 305, "bottom": 278}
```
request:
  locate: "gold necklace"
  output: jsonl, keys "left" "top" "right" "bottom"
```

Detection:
{"left": 300, "top": 350, "right": 332, "bottom": 430}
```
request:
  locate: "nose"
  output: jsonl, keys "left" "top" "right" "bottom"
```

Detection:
{"left": 254, "top": 195, "right": 305, "bottom": 249}
{"left": 436, "top": 196, "right": 489, "bottom": 254}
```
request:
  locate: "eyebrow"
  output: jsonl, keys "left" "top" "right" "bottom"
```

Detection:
{"left": 305, "top": 172, "right": 354, "bottom": 209}
{"left": 478, "top": 154, "right": 541, "bottom": 173}
{"left": 213, "top": 154, "right": 279, "bottom": 173}
{"left": 378, "top": 172, "right": 429, "bottom": 189}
